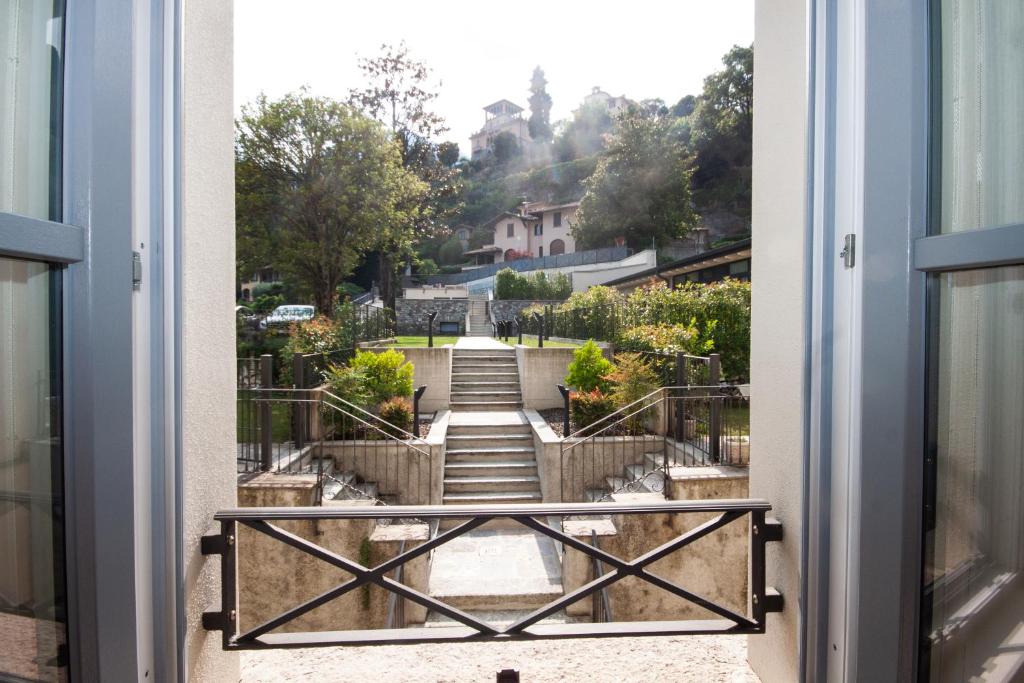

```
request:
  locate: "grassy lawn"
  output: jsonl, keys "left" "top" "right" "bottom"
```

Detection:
{"left": 237, "top": 397, "right": 293, "bottom": 442}
{"left": 386, "top": 336, "right": 460, "bottom": 347}
{"left": 499, "top": 335, "right": 579, "bottom": 349}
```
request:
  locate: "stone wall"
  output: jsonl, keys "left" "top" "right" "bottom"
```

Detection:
{"left": 488, "top": 299, "right": 564, "bottom": 321}
{"left": 396, "top": 298, "right": 468, "bottom": 335}
{"left": 563, "top": 468, "right": 750, "bottom": 623}
{"left": 236, "top": 476, "right": 429, "bottom": 633}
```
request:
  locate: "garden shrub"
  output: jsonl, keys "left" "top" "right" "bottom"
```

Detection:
{"left": 570, "top": 389, "right": 617, "bottom": 435}
{"left": 324, "top": 364, "right": 372, "bottom": 408}
{"left": 494, "top": 268, "right": 572, "bottom": 300}
{"left": 615, "top": 321, "right": 712, "bottom": 356}
{"left": 606, "top": 353, "right": 659, "bottom": 434}
{"left": 281, "top": 316, "right": 352, "bottom": 384}
{"left": 349, "top": 349, "right": 413, "bottom": 405}
{"left": 564, "top": 340, "right": 614, "bottom": 392}
{"left": 378, "top": 397, "right": 413, "bottom": 436}
{"left": 438, "top": 238, "right": 465, "bottom": 265}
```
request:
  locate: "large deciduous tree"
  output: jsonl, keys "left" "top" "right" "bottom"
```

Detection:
{"left": 349, "top": 42, "right": 462, "bottom": 307}
{"left": 235, "top": 91, "right": 424, "bottom": 314}
{"left": 689, "top": 45, "right": 753, "bottom": 218}
{"left": 528, "top": 66, "right": 553, "bottom": 141}
{"left": 572, "top": 109, "right": 696, "bottom": 250}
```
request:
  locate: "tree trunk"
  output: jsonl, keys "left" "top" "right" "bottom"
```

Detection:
{"left": 315, "top": 285, "right": 335, "bottom": 319}
{"left": 378, "top": 251, "right": 398, "bottom": 309}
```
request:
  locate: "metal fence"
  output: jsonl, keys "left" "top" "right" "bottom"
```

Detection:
{"left": 423, "top": 247, "right": 632, "bottom": 286}
{"left": 560, "top": 386, "right": 750, "bottom": 503}
{"left": 201, "top": 500, "right": 782, "bottom": 648}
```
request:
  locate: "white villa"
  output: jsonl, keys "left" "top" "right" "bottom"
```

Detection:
{"left": 463, "top": 200, "right": 579, "bottom": 264}
{"left": 469, "top": 99, "right": 532, "bottom": 161}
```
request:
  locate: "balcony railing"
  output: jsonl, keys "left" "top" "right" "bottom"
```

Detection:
{"left": 201, "top": 500, "right": 782, "bottom": 649}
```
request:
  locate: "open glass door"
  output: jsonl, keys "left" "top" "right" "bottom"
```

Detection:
{"left": 0, "top": 1, "right": 70, "bottom": 680}
{"left": 919, "top": 2, "right": 1024, "bottom": 680}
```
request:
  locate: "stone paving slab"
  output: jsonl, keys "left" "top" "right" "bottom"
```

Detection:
{"left": 453, "top": 336, "right": 510, "bottom": 350}
{"left": 447, "top": 410, "right": 529, "bottom": 426}
{"left": 428, "top": 529, "right": 561, "bottom": 600}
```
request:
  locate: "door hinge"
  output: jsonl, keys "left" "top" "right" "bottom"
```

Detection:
{"left": 132, "top": 251, "right": 143, "bottom": 290}
{"left": 840, "top": 234, "right": 856, "bottom": 269}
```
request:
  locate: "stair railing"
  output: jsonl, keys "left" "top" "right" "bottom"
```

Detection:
{"left": 559, "top": 386, "right": 750, "bottom": 503}
{"left": 318, "top": 390, "right": 433, "bottom": 506}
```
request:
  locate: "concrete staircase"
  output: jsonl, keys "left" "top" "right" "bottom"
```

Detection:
{"left": 586, "top": 451, "right": 678, "bottom": 501}
{"left": 442, "top": 420, "right": 541, "bottom": 505}
{"left": 449, "top": 348, "right": 522, "bottom": 412}
{"left": 467, "top": 298, "right": 491, "bottom": 336}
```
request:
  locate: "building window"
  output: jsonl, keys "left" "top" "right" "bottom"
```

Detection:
{"left": 549, "top": 239, "right": 566, "bottom": 255}
{"left": 534, "top": 223, "right": 543, "bottom": 236}
{"left": 553, "top": 211, "right": 562, "bottom": 227}
{"left": 506, "top": 223, "right": 514, "bottom": 238}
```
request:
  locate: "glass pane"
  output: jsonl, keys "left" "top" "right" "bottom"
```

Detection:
{"left": 0, "top": 257, "right": 66, "bottom": 682}
{"left": 0, "top": 0, "right": 64, "bottom": 220}
{"left": 922, "top": 265, "right": 1024, "bottom": 682}
{"left": 937, "top": 2, "right": 1024, "bottom": 233}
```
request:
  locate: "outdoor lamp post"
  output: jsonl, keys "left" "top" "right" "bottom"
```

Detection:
{"left": 413, "top": 385, "right": 427, "bottom": 437}
{"left": 516, "top": 316, "right": 524, "bottom": 345}
{"left": 557, "top": 384, "right": 571, "bottom": 435}
{"left": 533, "top": 312, "right": 544, "bottom": 348}
{"left": 427, "top": 311, "right": 438, "bottom": 348}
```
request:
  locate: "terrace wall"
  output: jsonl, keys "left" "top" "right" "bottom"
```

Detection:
{"left": 395, "top": 298, "right": 468, "bottom": 335}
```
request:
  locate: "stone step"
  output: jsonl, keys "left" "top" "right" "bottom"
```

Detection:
{"left": 445, "top": 446, "right": 536, "bottom": 462}
{"left": 425, "top": 605, "right": 568, "bottom": 623}
{"left": 450, "top": 381, "right": 520, "bottom": 388}
{"left": 451, "top": 363, "right": 518, "bottom": 370}
{"left": 443, "top": 475, "right": 540, "bottom": 494}
{"left": 446, "top": 433, "right": 532, "bottom": 448}
{"left": 644, "top": 451, "right": 683, "bottom": 470}
{"left": 449, "top": 401, "right": 523, "bottom": 412}
{"left": 444, "top": 460, "right": 538, "bottom": 478}
{"left": 450, "top": 392, "right": 523, "bottom": 403}
{"left": 622, "top": 465, "right": 666, "bottom": 492}
{"left": 446, "top": 423, "right": 532, "bottom": 437}
{"left": 441, "top": 491, "right": 543, "bottom": 505}
{"left": 452, "top": 354, "right": 515, "bottom": 361}
{"left": 452, "top": 348, "right": 515, "bottom": 356}
{"left": 585, "top": 488, "right": 610, "bottom": 503}
{"left": 450, "top": 372, "right": 519, "bottom": 380}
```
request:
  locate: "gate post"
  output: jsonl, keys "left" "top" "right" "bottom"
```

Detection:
{"left": 292, "top": 353, "right": 305, "bottom": 450}
{"left": 709, "top": 353, "right": 722, "bottom": 463}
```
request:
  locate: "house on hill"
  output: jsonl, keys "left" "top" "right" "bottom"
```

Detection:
{"left": 469, "top": 100, "right": 531, "bottom": 160}
{"left": 463, "top": 200, "right": 579, "bottom": 264}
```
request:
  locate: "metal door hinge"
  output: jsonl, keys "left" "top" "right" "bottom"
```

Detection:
{"left": 132, "top": 251, "right": 143, "bottom": 290}
{"left": 840, "top": 234, "right": 856, "bottom": 269}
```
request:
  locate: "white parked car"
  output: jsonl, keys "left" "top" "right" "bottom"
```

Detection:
{"left": 259, "top": 304, "right": 315, "bottom": 330}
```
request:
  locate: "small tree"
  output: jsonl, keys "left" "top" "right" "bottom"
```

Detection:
{"left": 438, "top": 238, "right": 465, "bottom": 265}
{"left": 528, "top": 66, "right": 553, "bottom": 141}
{"left": 564, "top": 341, "right": 614, "bottom": 392}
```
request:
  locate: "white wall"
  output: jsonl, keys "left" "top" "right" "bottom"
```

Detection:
{"left": 180, "top": 0, "right": 239, "bottom": 679}
{"left": 748, "top": 1, "right": 809, "bottom": 681}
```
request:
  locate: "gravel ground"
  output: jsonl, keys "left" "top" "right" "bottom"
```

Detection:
{"left": 241, "top": 634, "right": 759, "bottom": 682}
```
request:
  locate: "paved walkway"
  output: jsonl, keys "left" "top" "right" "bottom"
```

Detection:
{"left": 453, "top": 336, "right": 509, "bottom": 350}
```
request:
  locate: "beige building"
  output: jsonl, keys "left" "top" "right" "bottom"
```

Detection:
{"left": 469, "top": 99, "right": 531, "bottom": 160}
{"left": 577, "top": 86, "right": 633, "bottom": 118}
{"left": 464, "top": 200, "right": 579, "bottom": 264}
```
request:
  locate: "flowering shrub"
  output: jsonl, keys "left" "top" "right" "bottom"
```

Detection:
{"left": 605, "top": 353, "right": 659, "bottom": 434}
{"left": 569, "top": 389, "right": 617, "bottom": 435}
{"left": 615, "top": 322, "right": 712, "bottom": 356}
{"left": 280, "top": 316, "right": 351, "bottom": 384}
{"left": 378, "top": 397, "right": 413, "bottom": 437}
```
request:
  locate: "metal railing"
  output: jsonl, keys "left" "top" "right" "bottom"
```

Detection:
{"left": 560, "top": 386, "right": 750, "bottom": 503}
{"left": 237, "top": 358, "right": 264, "bottom": 389}
{"left": 201, "top": 500, "right": 782, "bottom": 648}
{"left": 237, "top": 388, "right": 432, "bottom": 506}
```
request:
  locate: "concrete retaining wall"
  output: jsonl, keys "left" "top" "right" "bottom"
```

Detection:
{"left": 563, "top": 468, "right": 750, "bottom": 622}
{"left": 395, "top": 298, "right": 468, "bottom": 335}
{"left": 236, "top": 476, "right": 430, "bottom": 633}
{"left": 365, "top": 346, "right": 451, "bottom": 413}
{"left": 515, "top": 347, "right": 576, "bottom": 410}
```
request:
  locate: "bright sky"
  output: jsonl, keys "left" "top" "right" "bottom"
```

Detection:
{"left": 235, "top": 1, "right": 754, "bottom": 158}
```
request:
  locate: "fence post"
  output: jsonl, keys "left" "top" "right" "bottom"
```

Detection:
{"left": 427, "top": 311, "right": 437, "bottom": 348}
{"left": 260, "top": 354, "right": 273, "bottom": 471}
{"left": 534, "top": 313, "right": 544, "bottom": 348}
{"left": 292, "top": 354, "right": 305, "bottom": 450}
{"left": 413, "top": 385, "right": 427, "bottom": 438}
{"left": 709, "top": 354, "right": 721, "bottom": 463}
{"left": 516, "top": 316, "right": 523, "bottom": 345}
{"left": 674, "top": 352, "right": 685, "bottom": 442}
{"left": 544, "top": 305, "right": 552, "bottom": 340}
